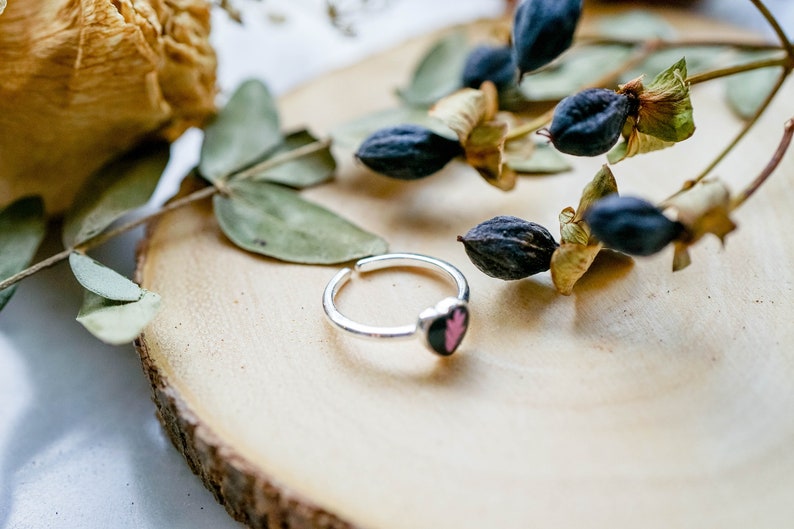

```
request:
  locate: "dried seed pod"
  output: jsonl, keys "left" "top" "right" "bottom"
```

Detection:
{"left": 542, "top": 88, "right": 634, "bottom": 157}
{"left": 462, "top": 45, "right": 517, "bottom": 91}
{"left": 355, "top": 124, "right": 464, "bottom": 180}
{"left": 513, "top": 0, "right": 582, "bottom": 77}
{"left": 458, "top": 215, "right": 559, "bottom": 280}
{"left": 583, "top": 195, "right": 684, "bottom": 256}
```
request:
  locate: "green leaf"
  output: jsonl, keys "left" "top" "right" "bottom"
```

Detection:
{"left": 507, "top": 143, "right": 572, "bottom": 174}
{"left": 0, "top": 196, "right": 46, "bottom": 310}
{"left": 214, "top": 180, "right": 388, "bottom": 264}
{"left": 199, "top": 79, "right": 282, "bottom": 183}
{"left": 596, "top": 11, "right": 676, "bottom": 40}
{"left": 637, "top": 57, "right": 694, "bottom": 142}
{"left": 250, "top": 130, "right": 336, "bottom": 188}
{"left": 330, "top": 106, "right": 456, "bottom": 150}
{"left": 62, "top": 142, "right": 170, "bottom": 247}
{"left": 76, "top": 289, "right": 161, "bottom": 345}
{"left": 68, "top": 252, "right": 142, "bottom": 302}
{"left": 725, "top": 53, "right": 781, "bottom": 119}
{"left": 397, "top": 31, "right": 468, "bottom": 106}
{"left": 520, "top": 45, "right": 632, "bottom": 101}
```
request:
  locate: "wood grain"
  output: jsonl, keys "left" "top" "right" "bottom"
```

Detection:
{"left": 136, "top": 8, "right": 794, "bottom": 529}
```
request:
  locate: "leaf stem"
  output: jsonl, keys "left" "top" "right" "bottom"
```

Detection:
{"left": 666, "top": 0, "right": 794, "bottom": 200}
{"left": 0, "top": 139, "right": 333, "bottom": 294}
{"left": 75, "top": 185, "right": 220, "bottom": 252}
{"left": 576, "top": 36, "right": 784, "bottom": 53}
{"left": 231, "top": 138, "right": 332, "bottom": 181}
{"left": 505, "top": 110, "right": 554, "bottom": 141}
{"left": 686, "top": 55, "right": 788, "bottom": 85}
{"left": 730, "top": 117, "right": 794, "bottom": 209}
{"left": 672, "top": 62, "right": 789, "bottom": 198}
{"left": 0, "top": 249, "right": 72, "bottom": 292}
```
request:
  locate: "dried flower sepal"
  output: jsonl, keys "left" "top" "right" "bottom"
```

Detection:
{"left": 610, "top": 58, "right": 695, "bottom": 163}
{"left": 662, "top": 180, "right": 737, "bottom": 271}
{"left": 550, "top": 165, "right": 618, "bottom": 295}
{"left": 430, "top": 82, "right": 517, "bottom": 189}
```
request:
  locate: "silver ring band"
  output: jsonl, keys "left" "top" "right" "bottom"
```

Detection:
{"left": 322, "top": 253, "right": 470, "bottom": 356}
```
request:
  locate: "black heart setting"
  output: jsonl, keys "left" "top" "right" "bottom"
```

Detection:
{"left": 418, "top": 297, "right": 469, "bottom": 356}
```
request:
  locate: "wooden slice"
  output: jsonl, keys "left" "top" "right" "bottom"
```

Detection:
{"left": 136, "top": 8, "right": 794, "bottom": 529}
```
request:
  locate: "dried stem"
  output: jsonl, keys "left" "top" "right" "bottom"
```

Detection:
{"left": 687, "top": 55, "right": 788, "bottom": 85}
{"left": 671, "top": 0, "right": 794, "bottom": 196}
{"left": 232, "top": 138, "right": 331, "bottom": 181}
{"left": 671, "top": 68, "right": 789, "bottom": 198}
{"left": 731, "top": 118, "right": 794, "bottom": 210}
{"left": 0, "top": 249, "right": 73, "bottom": 292}
{"left": 0, "top": 139, "right": 332, "bottom": 294}
{"left": 576, "top": 36, "right": 782, "bottom": 52}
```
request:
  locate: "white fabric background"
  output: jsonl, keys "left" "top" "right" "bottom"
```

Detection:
{"left": 0, "top": 1, "right": 790, "bottom": 527}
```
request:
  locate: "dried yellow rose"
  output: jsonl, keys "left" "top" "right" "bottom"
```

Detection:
{"left": 0, "top": 0, "right": 217, "bottom": 213}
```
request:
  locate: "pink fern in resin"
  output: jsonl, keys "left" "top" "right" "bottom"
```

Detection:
{"left": 445, "top": 308, "right": 467, "bottom": 353}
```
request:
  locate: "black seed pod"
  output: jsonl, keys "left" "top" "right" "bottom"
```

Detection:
{"left": 583, "top": 195, "right": 684, "bottom": 256}
{"left": 462, "top": 45, "right": 517, "bottom": 91}
{"left": 355, "top": 124, "right": 464, "bottom": 180}
{"left": 458, "top": 216, "right": 559, "bottom": 280}
{"left": 513, "top": 0, "right": 582, "bottom": 76}
{"left": 544, "top": 88, "right": 633, "bottom": 157}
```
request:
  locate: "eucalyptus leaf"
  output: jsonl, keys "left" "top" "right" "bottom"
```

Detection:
{"left": 507, "top": 143, "right": 572, "bottom": 174}
{"left": 519, "top": 45, "right": 632, "bottom": 101}
{"left": 76, "top": 289, "right": 161, "bottom": 345}
{"left": 199, "top": 79, "right": 282, "bottom": 183}
{"left": 397, "top": 31, "right": 468, "bottom": 106}
{"left": 330, "top": 106, "right": 456, "bottom": 149}
{"left": 62, "top": 142, "right": 170, "bottom": 247}
{"left": 726, "top": 53, "right": 781, "bottom": 119}
{"left": 214, "top": 180, "right": 387, "bottom": 264}
{"left": 0, "top": 196, "right": 46, "bottom": 310}
{"left": 596, "top": 11, "right": 676, "bottom": 40}
{"left": 250, "top": 130, "right": 336, "bottom": 188}
{"left": 69, "top": 252, "right": 142, "bottom": 302}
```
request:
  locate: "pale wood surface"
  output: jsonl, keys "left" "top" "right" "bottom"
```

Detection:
{"left": 137, "top": 8, "right": 794, "bottom": 529}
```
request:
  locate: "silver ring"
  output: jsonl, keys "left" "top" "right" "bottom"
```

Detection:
{"left": 322, "top": 253, "right": 470, "bottom": 356}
